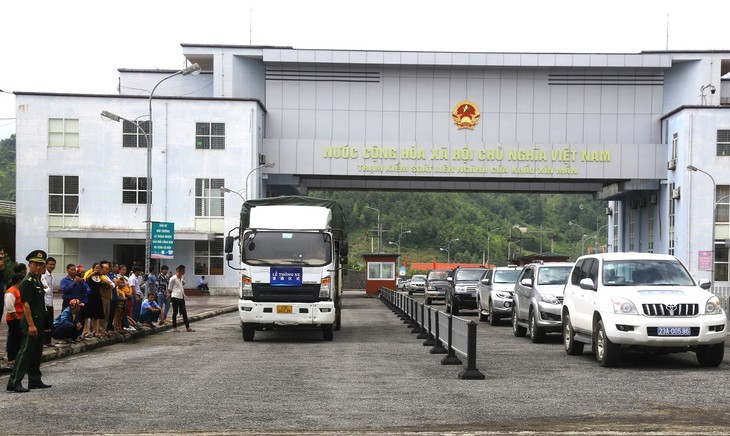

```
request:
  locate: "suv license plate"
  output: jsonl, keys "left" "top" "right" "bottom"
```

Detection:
{"left": 277, "top": 305, "right": 293, "bottom": 314}
{"left": 657, "top": 327, "right": 691, "bottom": 336}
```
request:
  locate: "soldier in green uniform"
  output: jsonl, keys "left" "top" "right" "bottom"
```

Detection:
{"left": 6, "top": 250, "right": 53, "bottom": 393}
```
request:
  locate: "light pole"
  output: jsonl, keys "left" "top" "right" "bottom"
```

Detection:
{"left": 144, "top": 63, "right": 200, "bottom": 275}
{"left": 244, "top": 162, "right": 276, "bottom": 200}
{"left": 364, "top": 206, "right": 381, "bottom": 251}
{"left": 439, "top": 238, "right": 459, "bottom": 264}
{"left": 508, "top": 225, "right": 527, "bottom": 260}
{"left": 220, "top": 186, "right": 245, "bottom": 202}
{"left": 397, "top": 229, "right": 411, "bottom": 253}
{"left": 579, "top": 203, "right": 602, "bottom": 236}
{"left": 581, "top": 234, "right": 597, "bottom": 256}
{"left": 687, "top": 164, "right": 717, "bottom": 284}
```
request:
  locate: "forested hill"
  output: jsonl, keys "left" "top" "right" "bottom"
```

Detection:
{"left": 311, "top": 190, "right": 607, "bottom": 270}
{"left": 0, "top": 135, "right": 15, "bottom": 201}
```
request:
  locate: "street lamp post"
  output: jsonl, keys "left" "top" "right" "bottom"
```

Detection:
{"left": 364, "top": 206, "right": 381, "bottom": 251}
{"left": 244, "top": 162, "right": 276, "bottom": 200}
{"left": 439, "top": 238, "right": 459, "bottom": 264}
{"left": 220, "top": 186, "right": 245, "bottom": 202}
{"left": 508, "top": 225, "right": 527, "bottom": 260}
{"left": 687, "top": 164, "right": 717, "bottom": 284}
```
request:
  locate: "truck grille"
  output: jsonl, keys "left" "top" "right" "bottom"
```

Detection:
{"left": 251, "top": 284, "right": 322, "bottom": 303}
{"left": 642, "top": 303, "right": 698, "bottom": 317}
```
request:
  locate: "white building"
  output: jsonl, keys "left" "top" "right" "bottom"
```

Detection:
{"left": 14, "top": 45, "right": 730, "bottom": 293}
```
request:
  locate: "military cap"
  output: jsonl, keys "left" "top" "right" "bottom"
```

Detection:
{"left": 25, "top": 250, "right": 48, "bottom": 263}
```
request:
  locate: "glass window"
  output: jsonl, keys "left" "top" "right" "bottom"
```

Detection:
{"left": 122, "top": 177, "right": 149, "bottom": 205}
{"left": 194, "top": 236, "right": 224, "bottom": 276}
{"left": 48, "top": 175, "right": 79, "bottom": 214}
{"left": 242, "top": 231, "right": 332, "bottom": 267}
{"left": 196, "top": 122, "right": 226, "bottom": 150}
{"left": 195, "top": 179, "right": 224, "bottom": 217}
{"left": 48, "top": 118, "right": 79, "bottom": 147}
{"left": 367, "top": 262, "right": 395, "bottom": 280}
{"left": 122, "top": 120, "right": 152, "bottom": 148}
{"left": 717, "top": 130, "right": 730, "bottom": 156}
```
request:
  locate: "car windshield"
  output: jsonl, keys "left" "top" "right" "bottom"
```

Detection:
{"left": 411, "top": 276, "right": 426, "bottom": 283}
{"left": 602, "top": 259, "right": 695, "bottom": 286}
{"left": 494, "top": 269, "right": 522, "bottom": 283}
{"left": 456, "top": 269, "right": 486, "bottom": 281}
{"left": 536, "top": 266, "right": 572, "bottom": 285}
{"left": 428, "top": 271, "right": 449, "bottom": 280}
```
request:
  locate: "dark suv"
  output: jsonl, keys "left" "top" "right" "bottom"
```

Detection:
{"left": 446, "top": 266, "right": 487, "bottom": 315}
{"left": 424, "top": 269, "right": 450, "bottom": 305}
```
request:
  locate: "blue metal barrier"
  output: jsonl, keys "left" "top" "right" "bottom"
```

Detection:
{"left": 379, "top": 287, "right": 485, "bottom": 380}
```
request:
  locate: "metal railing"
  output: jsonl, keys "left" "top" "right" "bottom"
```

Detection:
{"left": 379, "top": 287, "right": 485, "bottom": 380}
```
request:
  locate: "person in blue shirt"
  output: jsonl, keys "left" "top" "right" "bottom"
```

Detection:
{"left": 51, "top": 299, "right": 84, "bottom": 343}
{"left": 138, "top": 293, "right": 162, "bottom": 327}
{"left": 59, "top": 264, "right": 88, "bottom": 309}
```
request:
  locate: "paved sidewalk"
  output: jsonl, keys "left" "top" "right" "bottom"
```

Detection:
{"left": 0, "top": 293, "right": 237, "bottom": 373}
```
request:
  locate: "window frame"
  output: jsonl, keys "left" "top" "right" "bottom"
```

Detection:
{"left": 195, "top": 122, "right": 226, "bottom": 150}
{"left": 122, "top": 120, "right": 152, "bottom": 148}
{"left": 194, "top": 236, "right": 225, "bottom": 276}
{"left": 48, "top": 175, "right": 79, "bottom": 215}
{"left": 195, "top": 178, "right": 224, "bottom": 217}
{"left": 122, "top": 176, "right": 150, "bottom": 205}
{"left": 367, "top": 262, "right": 395, "bottom": 280}
{"left": 48, "top": 118, "right": 79, "bottom": 147}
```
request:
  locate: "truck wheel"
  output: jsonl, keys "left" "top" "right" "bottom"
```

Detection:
{"left": 242, "top": 324, "right": 255, "bottom": 342}
{"left": 529, "top": 310, "right": 546, "bottom": 343}
{"left": 696, "top": 343, "right": 724, "bottom": 367}
{"left": 563, "top": 312, "right": 584, "bottom": 355}
{"left": 512, "top": 308, "right": 526, "bottom": 337}
{"left": 488, "top": 301, "right": 500, "bottom": 326}
{"left": 334, "top": 309, "right": 342, "bottom": 331}
{"left": 322, "top": 324, "right": 334, "bottom": 341}
{"left": 596, "top": 319, "right": 620, "bottom": 367}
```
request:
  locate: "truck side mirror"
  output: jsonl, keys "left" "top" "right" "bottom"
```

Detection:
{"left": 224, "top": 236, "right": 234, "bottom": 254}
{"left": 226, "top": 253, "right": 233, "bottom": 261}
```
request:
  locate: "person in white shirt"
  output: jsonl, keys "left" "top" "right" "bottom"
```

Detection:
{"left": 41, "top": 257, "right": 57, "bottom": 346}
{"left": 168, "top": 265, "right": 195, "bottom": 332}
{"left": 128, "top": 266, "right": 143, "bottom": 322}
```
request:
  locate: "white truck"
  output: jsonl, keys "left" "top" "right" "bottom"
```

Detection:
{"left": 224, "top": 196, "right": 348, "bottom": 341}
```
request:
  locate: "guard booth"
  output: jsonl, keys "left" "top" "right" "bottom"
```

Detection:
{"left": 363, "top": 253, "right": 399, "bottom": 296}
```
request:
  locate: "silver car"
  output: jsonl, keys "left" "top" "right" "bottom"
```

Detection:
{"left": 512, "top": 262, "right": 573, "bottom": 343}
{"left": 408, "top": 275, "right": 426, "bottom": 295}
{"left": 476, "top": 266, "right": 523, "bottom": 325}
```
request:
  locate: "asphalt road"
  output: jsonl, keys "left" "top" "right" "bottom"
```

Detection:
{"left": 1, "top": 291, "right": 730, "bottom": 436}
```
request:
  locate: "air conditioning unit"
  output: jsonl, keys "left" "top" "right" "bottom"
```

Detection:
{"left": 671, "top": 188, "right": 681, "bottom": 199}
{"left": 667, "top": 158, "right": 677, "bottom": 170}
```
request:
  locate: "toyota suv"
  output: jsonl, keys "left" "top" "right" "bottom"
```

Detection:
{"left": 446, "top": 266, "right": 487, "bottom": 315}
{"left": 424, "top": 269, "right": 450, "bottom": 305}
{"left": 562, "top": 253, "right": 727, "bottom": 367}
{"left": 476, "top": 266, "right": 523, "bottom": 325}
{"left": 512, "top": 262, "right": 573, "bottom": 343}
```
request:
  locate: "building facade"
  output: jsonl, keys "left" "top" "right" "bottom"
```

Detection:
{"left": 14, "top": 45, "right": 730, "bottom": 293}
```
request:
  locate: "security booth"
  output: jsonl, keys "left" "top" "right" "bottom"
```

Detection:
{"left": 363, "top": 253, "right": 399, "bottom": 296}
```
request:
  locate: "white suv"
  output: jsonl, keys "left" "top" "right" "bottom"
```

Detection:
{"left": 562, "top": 253, "right": 727, "bottom": 367}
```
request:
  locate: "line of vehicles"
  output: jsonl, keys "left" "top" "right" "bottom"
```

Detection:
{"left": 401, "top": 252, "right": 727, "bottom": 368}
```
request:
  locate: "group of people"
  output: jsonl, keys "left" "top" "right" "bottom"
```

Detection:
{"left": 1, "top": 244, "right": 196, "bottom": 393}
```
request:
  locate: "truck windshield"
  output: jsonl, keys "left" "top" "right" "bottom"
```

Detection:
{"left": 243, "top": 231, "right": 332, "bottom": 266}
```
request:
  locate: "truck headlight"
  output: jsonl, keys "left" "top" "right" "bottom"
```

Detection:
{"left": 320, "top": 276, "right": 331, "bottom": 298}
{"left": 611, "top": 297, "right": 638, "bottom": 315}
{"left": 241, "top": 275, "right": 253, "bottom": 298}
{"left": 705, "top": 296, "right": 723, "bottom": 315}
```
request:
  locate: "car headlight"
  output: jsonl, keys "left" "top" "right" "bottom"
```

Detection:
{"left": 539, "top": 294, "right": 561, "bottom": 304}
{"left": 455, "top": 285, "right": 468, "bottom": 293}
{"left": 611, "top": 297, "right": 638, "bottom": 315}
{"left": 495, "top": 292, "right": 511, "bottom": 299}
{"left": 705, "top": 296, "right": 724, "bottom": 315}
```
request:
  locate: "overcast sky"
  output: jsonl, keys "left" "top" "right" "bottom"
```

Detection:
{"left": 1, "top": 0, "right": 728, "bottom": 138}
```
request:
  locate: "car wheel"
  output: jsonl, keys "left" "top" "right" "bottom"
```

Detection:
{"left": 478, "top": 299, "right": 488, "bottom": 322}
{"left": 242, "top": 324, "right": 255, "bottom": 342}
{"left": 488, "top": 300, "right": 500, "bottom": 326}
{"left": 563, "top": 312, "right": 584, "bottom": 355}
{"left": 529, "top": 309, "right": 546, "bottom": 343}
{"left": 696, "top": 343, "right": 724, "bottom": 367}
{"left": 512, "top": 308, "right": 526, "bottom": 337}
{"left": 596, "top": 319, "right": 620, "bottom": 367}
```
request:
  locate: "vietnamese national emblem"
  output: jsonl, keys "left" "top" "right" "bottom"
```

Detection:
{"left": 452, "top": 101, "right": 481, "bottom": 129}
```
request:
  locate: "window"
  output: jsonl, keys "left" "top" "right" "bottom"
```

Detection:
{"left": 647, "top": 203, "right": 655, "bottom": 253}
{"left": 49, "top": 118, "right": 79, "bottom": 147}
{"left": 367, "top": 262, "right": 395, "bottom": 280}
{"left": 195, "top": 236, "right": 224, "bottom": 276}
{"left": 715, "top": 185, "right": 730, "bottom": 281}
{"left": 717, "top": 130, "right": 730, "bottom": 156}
{"left": 49, "top": 175, "right": 79, "bottom": 214}
{"left": 612, "top": 204, "right": 619, "bottom": 253}
{"left": 123, "top": 120, "right": 152, "bottom": 148}
{"left": 122, "top": 177, "right": 149, "bottom": 204}
{"left": 196, "top": 122, "right": 226, "bottom": 150}
{"left": 628, "top": 208, "right": 635, "bottom": 252}
{"left": 195, "top": 179, "right": 224, "bottom": 217}
{"left": 668, "top": 183, "right": 676, "bottom": 255}
{"left": 48, "top": 238, "right": 79, "bottom": 272}
{"left": 671, "top": 133, "right": 678, "bottom": 160}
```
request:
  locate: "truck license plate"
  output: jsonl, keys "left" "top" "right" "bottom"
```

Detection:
{"left": 657, "top": 327, "right": 691, "bottom": 336}
{"left": 277, "top": 305, "right": 293, "bottom": 314}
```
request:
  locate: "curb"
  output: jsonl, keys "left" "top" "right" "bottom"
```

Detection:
{"left": 0, "top": 305, "right": 238, "bottom": 374}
